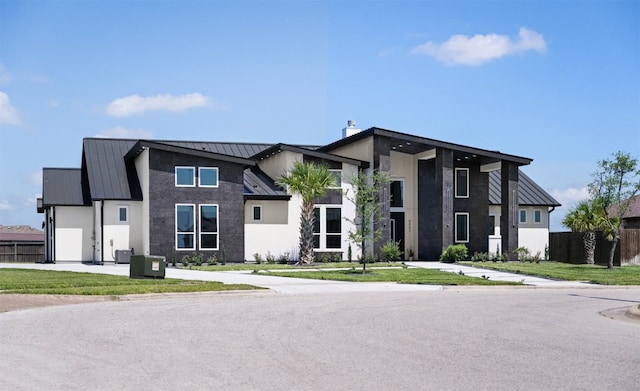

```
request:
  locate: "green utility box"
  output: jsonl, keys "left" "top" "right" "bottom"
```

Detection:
{"left": 130, "top": 255, "right": 166, "bottom": 279}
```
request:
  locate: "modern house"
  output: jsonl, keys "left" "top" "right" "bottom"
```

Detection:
{"left": 37, "top": 123, "right": 560, "bottom": 263}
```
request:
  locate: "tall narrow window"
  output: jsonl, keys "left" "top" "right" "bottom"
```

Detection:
{"left": 488, "top": 215, "right": 496, "bottom": 236}
{"left": 325, "top": 208, "right": 342, "bottom": 249}
{"left": 200, "top": 204, "right": 219, "bottom": 250}
{"left": 199, "top": 167, "right": 219, "bottom": 187}
{"left": 118, "top": 206, "right": 128, "bottom": 223}
{"left": 176, "top": 204, "right": 195, "bottom": 250}
{"left": 253, "top": 205, "right": 262, "bottom": 221}
{"left": 455, "top": 168, "right": 469, "bottom": 198}
{"left": 390, "top": 180, "right": 404, "bottom": 208}
{"left": 534, "top": 210, "right": 541, "bottom": 224}
{"left": 519, "top": 209, "right": 527, "bottom": 224}
{"left": 455, "top": 212, "right": 469, "bottom": 243}
{"left": 313, "top": 208, "right": 320, "bottom": 248}
{"left": 175, "top": 167, "right": 195, "bottom": 187}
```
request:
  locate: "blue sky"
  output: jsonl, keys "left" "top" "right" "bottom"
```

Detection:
{"left": 1, "top": 0, "right": 638, "bottom": 232}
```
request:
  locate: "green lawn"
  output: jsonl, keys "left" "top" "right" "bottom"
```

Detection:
{"left": 0, "top": 269, "right": 261, "bottom": 295}
{"left": 263, "top": 267, "right": 521, "bottom": 286}
{"left": 463, "top": 261, "right": 640, "bottom": 285}
{"left": 192, "top": 262, "right": 403, "bottom": 271}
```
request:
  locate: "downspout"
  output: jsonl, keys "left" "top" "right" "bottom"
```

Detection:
{"left": 51, "top": 207, "right": 56, "bottom": 263}
{"left": 100, "top": 201, "right": 104, "bottom": 265}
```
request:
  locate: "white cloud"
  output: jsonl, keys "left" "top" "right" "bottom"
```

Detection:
{"left": 95, "top": 126, "right": 153, "bottom": 139}
{"left": 550, "top": 186, "right": 589, "bottom": 207}
{"left": 0, "top": 91, "right": 21, "bottom": 125}
{"left": 28, "top": 171, "right": 43, "bottom": 186}
{"left": 411, "top": 27, "right": 546, "bottom": 66}
{"left": 106, "top": 93, "right": 212, "bottom": 117}
{"left": 0, "top": 199, "right": 12, "bottom": 211}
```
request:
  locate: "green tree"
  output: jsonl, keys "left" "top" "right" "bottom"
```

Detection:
{"left": 588, "top": 151, "right": 640, "bottom": 269}
{"left": 344, "top": 170, "right": 390, "bottom": 274}
{"left": 562, "top": 200, "right": 605, "bottom": 264}
{"left": 278, "top": 161, "right": 336, "bottom": 264}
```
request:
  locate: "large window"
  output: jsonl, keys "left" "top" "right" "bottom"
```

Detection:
{"left": 199, "top": 167, "right": 219, "bottom": 187}
{"left": 329, "top": 169, "right": 342, "bottom": 189}
{"left": 199, "top": 204, "right": 218, "bottom": 250}
{"left": 390, "top": 180, "right": 404, "bottom": 208}
{"left": 313, "top": 207, "right": 342, "bottom": 249}
{"left": 176, "top": 204, "right": 195, "bottom": 250}
{"left": 455, "top": 212, "right": 469, "bottom": 243}
{"left": 176, "top": 167, "right": 195, "bottom": 187}
{"left": 455, "top": 168, "right": 469, "bottom": 198}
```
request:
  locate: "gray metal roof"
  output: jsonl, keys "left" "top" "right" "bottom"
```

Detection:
{"left": 42, "top": 168, "right": 90, "bottom": 206}
{"left": 83, "top": 138, "right": 142, "bottom": 200}
{"left": 157, "top": 141, "right": 273, "bottom": 159}
{"left": 489, "top": 170, "right": 560, "bottom": 206}
{"left": 244, "top": 167, "right": 290, "bottom": 199}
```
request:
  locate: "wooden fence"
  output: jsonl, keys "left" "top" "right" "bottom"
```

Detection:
{"left": 0, "top": 242, "right": 44, "bottom": 262}
{"left": 549, "top": 229, "right": 640, "bottom": 266}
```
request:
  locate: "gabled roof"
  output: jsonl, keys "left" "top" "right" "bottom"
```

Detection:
{"left": 252, "top": 143, "right": 368, "bottom": 167}
{"left": 41, "top": 168, "right": 91, "bottom": 207}
{"left": 125, "top": 140, "right": 258, "bottom": 166}
{"left": 0, "top": 225, "right": 44, "bottom": 242}
{"left": 608, "top": 195, "right": 640, "bottom": 219}
{"left": 83, "top": 138, "right": 142, "bottom": 200}
{"left": 489, "top": 170, "right": 560, "bottom": 206}
{"left": 243, "top": 166, "right": 290, "bottom": 200}
{"left": 321, "top": 127, "right": 533, "bottom": 166}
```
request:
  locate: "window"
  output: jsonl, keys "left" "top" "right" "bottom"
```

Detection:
{"left": 329, "top": 169, "right": 342, "bottom": 188}
{"left": 176, "top": 204, "right": 195, "bottom": 250}
{"left": 455, "top": 212, "right": 469, "bottom": 243}
{"left": 253, "top": 205, "right": 262, "bottom": 221}
{"left": 534, "top": 210, "right": 541, "bottom": 224}
{"left": 118, "top": 206, "right": 128, "bottom": 223}
{"left": 390, "top": 180, "right": 404, "bottom": 208}
{"left": 455, "top": 168, "right": 469, "bottom": 198}
{"left": 313, "top": 207, "right": 342, "bottom": 249}
{"left": 488, "top": 215, "right": 496, "bottom": 236}
{"left": 176, "top": 167, "right": 195, "bottom": 187}
{"left": 199, "top": 167, "right": 219, "bottom": 187}
{"left": 325, "top": 208, "right": 341, "bottom": 249}
{"left": 519, "top": 209, "right": 527, "bottom": 224}
{"left": 199, "top": 204, "right": 218, "bottom": 250}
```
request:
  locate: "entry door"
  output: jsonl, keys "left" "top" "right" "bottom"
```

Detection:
{"left": 390, "top": 212, "right": 405, "bottom": 259}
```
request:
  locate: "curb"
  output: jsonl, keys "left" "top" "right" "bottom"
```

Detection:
{"left": 625, "top": 304, "right": 640, "bottom": 320}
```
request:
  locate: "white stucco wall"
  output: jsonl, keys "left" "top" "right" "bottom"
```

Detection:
{"left": 134, "top": 147, "right": 150, "bottom": 255}
{"left": 102, "top": 201, "right": 143, "bottom": 262}
{"left": 54, "top": 206, "right": 93, "bottom": 262}
{"left": 489, "top": 205, "right": 550, "bottom": 256}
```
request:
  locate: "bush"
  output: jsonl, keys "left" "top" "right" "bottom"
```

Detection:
{"left": 253, "top": 253, "right": 263, "bottom": 264}
{"left": 439, "top": 244, "right": 468, "bottom": 263}
{"left": 207, "top": 255, "right": 217, "bottom": 265}
{"left": 181, "top": 254, "right": 191, "bottom": 267}
{"left": 381, "top": 241, "right": 402, "bottom": 262}
{"left": 220, "top": 247, "right": 226, "bottom": 265}
{"left": 191, "top": 253, "right": 204, "bottom": 266}
{"left": 265, "top": 251, "right": 276, "bottom": 264}
{"left": 277, "top": 252, "right": 290, "bottom": 264}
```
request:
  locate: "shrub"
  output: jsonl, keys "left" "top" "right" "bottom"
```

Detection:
{"left": 360, "top": 254, "right": 377, "bottom": 264}
{"left": 207, "top": 255, "right": 217, "bottom": 265}
{"left": 191, "top": 253, "right": 204, "bottom": 266}
{"left": 514, "top": 247, "right": 530, "bottom": 262}
{"left": 439, "top": 244, "right": 468, "bottom": 263}
{"left": 381, "top": 241, "right": 402, "bottom": 262}
{"left": 253, "top": 253, "right": 263, "bottom": 264}
{"left": 181, "top": 254, "right": 191, "bottom": 267}
{"left": 277, "top": 252, "right": 289, "bottom": 264}
{"left": 265, "top": 251, "right": 276, "bottom": 264}
{"left": 348, "top": 244, "right": 353, "bottom": 262}
{"left": 471, "top": 251, "right": 489, "bottom": 262}
{"left": 220, "top": 246, "right": 226, "bottom": 265}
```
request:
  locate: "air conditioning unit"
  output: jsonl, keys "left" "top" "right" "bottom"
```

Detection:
{"left": 115, "top": 249, "right": 131, "bottom": 264}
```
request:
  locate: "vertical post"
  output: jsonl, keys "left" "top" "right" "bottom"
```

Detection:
{"left": 437, "top": 148, "right": 454, "bottom": 252}
{"left": 501, "top": 162, "right": 519, "bottom": 260}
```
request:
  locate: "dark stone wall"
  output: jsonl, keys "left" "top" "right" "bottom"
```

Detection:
{"left": 501, "top": 162, "right": 519, "bottom": 259}
{"left": 148, "top": 149, "right": 246, "bottom": 262}
{"left": 453, "top": 163, "right": 489, "bottom": 256}
{"left": 418, "top": 159, "right": 439, "bottom": 259}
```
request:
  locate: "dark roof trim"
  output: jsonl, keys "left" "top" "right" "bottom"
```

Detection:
{"left": 125, "top": 140, "right": 256, "bottom": 166}
{"left": 243, "top": 194, "right": 291, "bottom": 201}
{"left": 321, "top": 127, "right": 533, "bottom": 166}
{"left": 253, "top": 143, "right": 369, "bottom": 168}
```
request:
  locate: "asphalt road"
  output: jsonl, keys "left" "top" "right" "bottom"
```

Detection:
{"left": 1, "top": 288, "right": 638, "bottom": 390}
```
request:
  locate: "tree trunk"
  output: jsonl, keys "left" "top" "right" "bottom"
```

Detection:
{"left": 608, "top": 237, "right": 618, "bottom": 269}
{"left": 583, "top": 231, "right": 595, "bottom": 265}
{"left": 298, "top": 202, "right": 315, "bottom": 264}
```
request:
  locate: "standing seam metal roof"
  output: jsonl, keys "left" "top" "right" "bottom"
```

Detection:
{"left": 489, "top": 170, "right": 560, "bottom": 206}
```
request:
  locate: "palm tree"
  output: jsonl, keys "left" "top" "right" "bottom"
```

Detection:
{"left": 562, "top": 200, "right": 605, "bottom": 264}
{"left": 279, "top": 161, "right": 336, "bottom": 264}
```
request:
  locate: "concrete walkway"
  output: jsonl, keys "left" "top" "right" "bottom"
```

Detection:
{"left": 0, "top": 261, "right": 597, "bottom": 292}
{"left": 406, "top": 262, "right": 597, "bottom": 287}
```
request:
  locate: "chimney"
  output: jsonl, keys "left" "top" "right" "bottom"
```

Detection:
{"left": 342, "top": 120, "right": 361, "bottom": 138}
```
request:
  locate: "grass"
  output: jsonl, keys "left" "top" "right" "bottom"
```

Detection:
{"left": 192, "top": 262, "right": 403, "bottom": 271}
{"left": 0, "top": 269, "right": 261, "bottom": 295}
{"left": 463, "top": 261, "right": 640, "bottom": 285}
{"left": 263, "top": 267, "right": 521, "bottom": 286}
